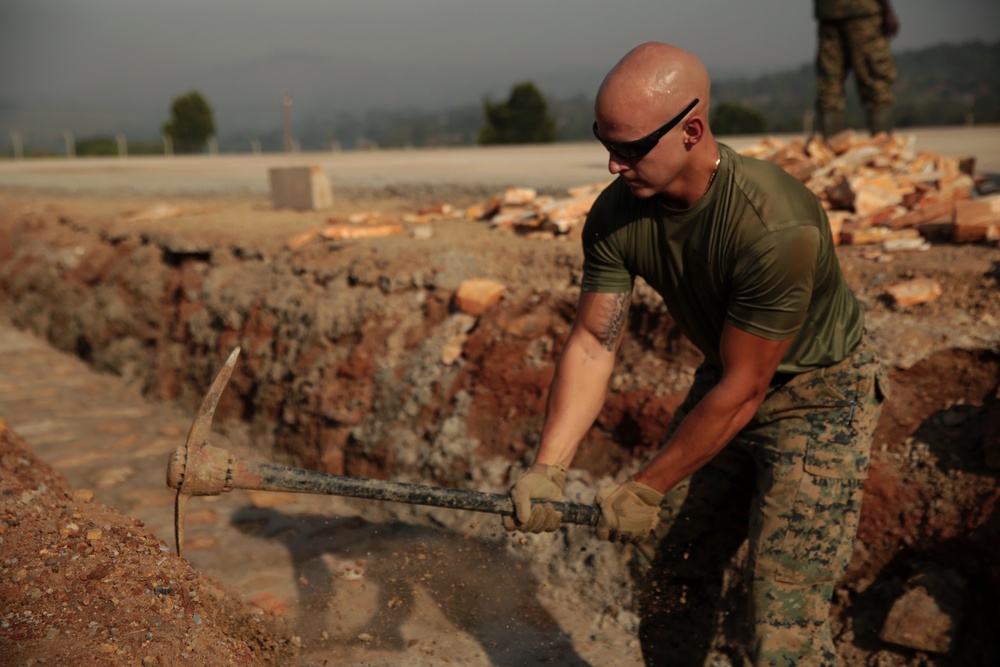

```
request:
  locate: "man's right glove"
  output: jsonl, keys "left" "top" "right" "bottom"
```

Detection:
{"left": 595, "top": 480, "right": 664, "bottom": 543}
{"left": 502, "top": 463, "right": 567, "bottom": 533}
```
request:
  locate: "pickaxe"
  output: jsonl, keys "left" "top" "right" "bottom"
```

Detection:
{"left": 167, "top": 347, "right": 599, "bottom": 556}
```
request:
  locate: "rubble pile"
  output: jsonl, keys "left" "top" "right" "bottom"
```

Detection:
{"left": 281, "top": 133, "right": 998, "bottom": 308}
{"left": 286, "top": 131, "right": 998, "bottom": 252}
{"left": 739, "top": 130, "right": 999, "bottom": 250}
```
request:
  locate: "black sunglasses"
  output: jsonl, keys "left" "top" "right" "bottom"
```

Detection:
{"left": 592, "top": 98, "right": 700, "bottom": 159}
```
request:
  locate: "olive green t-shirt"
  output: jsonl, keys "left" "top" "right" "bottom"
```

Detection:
{"left": 581, "top": 143, "right": 863, "bottom": 374}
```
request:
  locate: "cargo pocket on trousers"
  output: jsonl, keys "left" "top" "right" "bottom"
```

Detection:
{"left": 771, "top": 438, "right": 868, "bottom": 585}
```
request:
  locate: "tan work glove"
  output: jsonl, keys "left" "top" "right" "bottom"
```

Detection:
{"left": 502, "top": 463, "right": 567, "bottom": 533}
{"left": 595, "top": 480, "right": 664, "bottom": 543}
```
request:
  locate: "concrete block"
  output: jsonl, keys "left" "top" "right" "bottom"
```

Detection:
{"left": 269, "top": 166, "right": 333, "bottom": 211}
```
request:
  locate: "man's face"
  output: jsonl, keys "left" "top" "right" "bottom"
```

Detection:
{"left": 593, "top": 98, "right": 696, "bottom": 199}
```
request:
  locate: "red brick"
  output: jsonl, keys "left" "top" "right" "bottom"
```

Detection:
{"left": 454, "top": 279, "right": 505, "bottom": 315}
{"left": 884, "top": 278, "right": 943, "bottom": 307}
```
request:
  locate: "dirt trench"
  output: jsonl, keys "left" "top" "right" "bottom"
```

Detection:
{"left": 1, "top": 189, "right": 999, "bottom": 665}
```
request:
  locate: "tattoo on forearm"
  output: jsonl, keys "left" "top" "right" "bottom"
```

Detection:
{"left": 598, "top": 292, "right": 630, "bottom": 352}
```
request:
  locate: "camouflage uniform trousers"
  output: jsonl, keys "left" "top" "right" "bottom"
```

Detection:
{"left": 632, "top": 337, "right": 888, "bottom": 667}
{"left": 816, "top": 15, "right": 896, "bottom": 111}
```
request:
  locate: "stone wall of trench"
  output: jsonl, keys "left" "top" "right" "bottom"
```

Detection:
{"left": 0, "top": 211, "right": 698, "bottom": 488}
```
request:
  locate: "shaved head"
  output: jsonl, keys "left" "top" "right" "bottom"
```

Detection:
{"left": 593, "top": 42, "right": 719, "bottom": 206}
{"left": 596, "top": 42, "right": 712, "bottom": 126}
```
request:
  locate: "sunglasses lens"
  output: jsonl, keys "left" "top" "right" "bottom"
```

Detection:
{"left": 593, "top": 123, "right": 650, "bottom": 159}
{"left": 613, "top": 140, "right": 649, "bottom": 159}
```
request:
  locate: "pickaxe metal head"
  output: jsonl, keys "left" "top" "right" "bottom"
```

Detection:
{"left": 166, "top": 347, "right": 241, "bottom": 556}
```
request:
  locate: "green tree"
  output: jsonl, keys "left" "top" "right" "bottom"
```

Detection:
{"left": 478, "top": 82, "right": 556, "bottom": 145}
{"left": 162, "top": 91, "right": 216, "bottom": 153}
{"left": 711, "top": 101, "right": 767, "bottom": 135}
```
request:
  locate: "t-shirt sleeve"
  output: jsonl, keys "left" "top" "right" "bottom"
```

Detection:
{"left": 727, "top": 225, "right": 820, "bottom": 339}
{"left": 580, "top": 193, "right": 635, "bottom": 294}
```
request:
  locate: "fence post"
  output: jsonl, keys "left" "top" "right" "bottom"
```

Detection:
{"left": 10, "top": 131, "right": 23, "bottom": 160}
{"left": 63, "top": 129, "right": 75, "bottom": 158}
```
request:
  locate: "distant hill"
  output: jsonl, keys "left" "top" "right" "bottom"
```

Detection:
{"left": 4, "top": 40, "right": 997, "bottom": 155}
{"left": 709, "top": 40, "right": 1000, "bottom": 134}
{"left": 553, "top": 40, "right": 1000, "bottom": 142}
{"left": 298, "top": 39, "right": 1000, "bottom": 150}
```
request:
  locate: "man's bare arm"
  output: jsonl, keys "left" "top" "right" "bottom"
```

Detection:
{"left": 596, "top": 291, "right": 630, "bottom": 352}
{"left": 632, "top": 322, "right": 794, "bottom": 493}
{"left": 533, "top": 290, "right": 631, "bottom": 467}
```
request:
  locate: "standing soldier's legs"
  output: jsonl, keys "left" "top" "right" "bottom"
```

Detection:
{"left": 746, "top": 339, "right": 887, "bottom": 666}
{"left": 843, "top": 14, "right": 897, "bottom": 134}
{"left": 815, "top": 20, "right": 849, "bottom": 138}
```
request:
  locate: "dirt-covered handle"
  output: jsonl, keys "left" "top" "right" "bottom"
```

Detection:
{"left": 236, "top": 461, "right": 601, "bottom": 526}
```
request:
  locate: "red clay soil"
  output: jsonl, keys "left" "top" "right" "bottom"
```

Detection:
{"left": 0, "top": 420, "right": 298, "bottom": 666}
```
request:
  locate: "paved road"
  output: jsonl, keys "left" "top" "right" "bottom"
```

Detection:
{"left": 1, "top": 126, "right": 997, "bottom": 197}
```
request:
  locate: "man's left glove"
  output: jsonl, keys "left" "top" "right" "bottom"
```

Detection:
{"left": 595, "top": 480, "right": 664, "bottom": 543}
{"left": 502, "top": 463, "right": 567, "bottom": 533}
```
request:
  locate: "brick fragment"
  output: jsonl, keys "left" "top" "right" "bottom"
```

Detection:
{"left": 823, "top": 174, "right": 855, "bottom": 210}
{"left": 120, "top": 204, "right": 183, "bottom": 223}
{"left": 888, "top": 199, "right": 954, "bottom": 230}
{"left": 454, "top": 279, "right": 505, "bottom": 315}
{"left": 501, "top": 187, "right": 537, "bottom": 206}
{"left": 936, "top": 173, "right": 975, "bottom": 201}
{"left": 884, "top": 278, "right": 943, "bottom": 307}
{"left": 320, "top": 224, "right": 403, "bottom": 240}
{"left": 248, "top": 592, "right": 290, "bottom": 616}
{"left": 286, "top": 229, "right": 320, "bottom": 250}
{"left": 952, "top": 196, "right": 1000, "bottom": 243}
{"left": 840, "top": 227, "right": 920, "bottom": 246}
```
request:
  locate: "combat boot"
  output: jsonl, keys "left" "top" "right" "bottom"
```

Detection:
{"left": 867, "top": 107, "right": 893, "bottom": 136}
{"left": 818, "top": 109, "right": 845, "bottom": 141}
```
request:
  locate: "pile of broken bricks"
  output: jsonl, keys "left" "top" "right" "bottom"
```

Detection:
{"left": 739, "top": 130, "right": 998, "bottom": 308}
{"left": 738, "top": 130, "right": 999, "bottom": 250}
{"left": 283, "top": 130, "right": 998, "bottom": 310}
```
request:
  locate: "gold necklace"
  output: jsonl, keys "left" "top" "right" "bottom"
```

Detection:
{"left": 703, "top": 152, "right": 721, "bottom": 196}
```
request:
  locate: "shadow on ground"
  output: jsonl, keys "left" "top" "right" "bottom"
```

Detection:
{"left": 231, "top": 506, "right": 594, "bottom": 666}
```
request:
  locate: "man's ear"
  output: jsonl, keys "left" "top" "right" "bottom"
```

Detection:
{"left": 683, "top": 117, "right": 705, "bottom": 148}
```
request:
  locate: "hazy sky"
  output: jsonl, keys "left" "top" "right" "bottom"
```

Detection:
{"left": 2, "top": 0, "right": 998, "bottom": 135}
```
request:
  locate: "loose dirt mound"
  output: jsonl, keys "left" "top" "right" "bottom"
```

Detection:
{"left": 0, "top": 420, "right": 298, "bottom": 666}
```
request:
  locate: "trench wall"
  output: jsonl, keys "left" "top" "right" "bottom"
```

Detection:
{"left": 0, "top": 211, "right": 695, "bottom": 486}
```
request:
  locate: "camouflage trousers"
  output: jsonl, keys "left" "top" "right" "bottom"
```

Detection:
{"left": 816, "top": 15, "right": 896, "bottom": 111}
{"left": 632, "top": 337, "right": 888, "bottom": 667}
